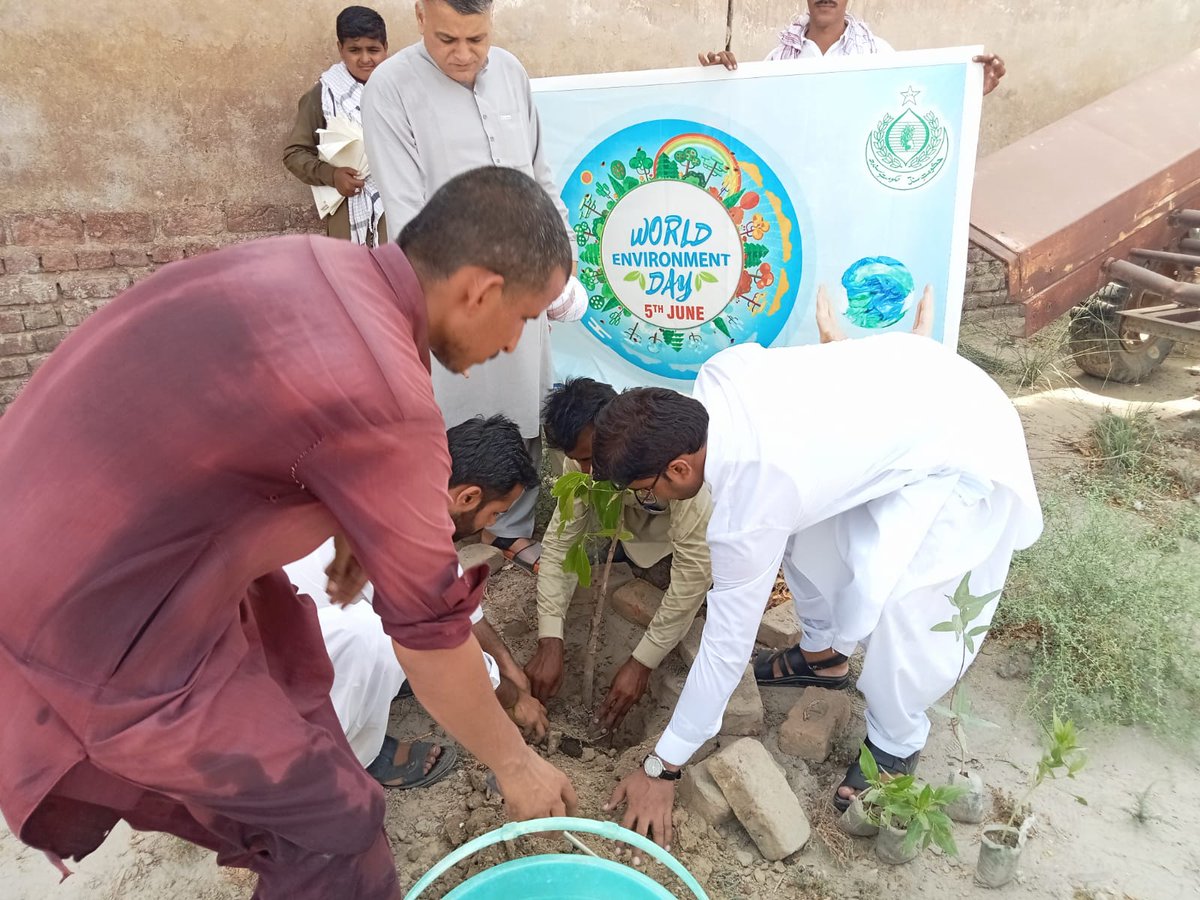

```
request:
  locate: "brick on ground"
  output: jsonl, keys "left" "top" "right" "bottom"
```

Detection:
{"left": 777, "top": 686, "right": 852, "bottom": 762}
{"left": 757, "top": 603, "right": 801, "bottom": 649}
{"left": 665, "top": 619, "right": 764, "bottom": 736}
{"left": 706, "top": 737, "right": 810, "bottom": 860}
{"left": 610, "top": 577, "right": 662, "bottom": 627}
{"left": 678, "top": 756, "right": 733, "bottom": 827}
{"left": 457, "top": 543, "right": 507, "bottom": 576}
{"left": 600, "top": 561, "right": 635, "bottom": 594}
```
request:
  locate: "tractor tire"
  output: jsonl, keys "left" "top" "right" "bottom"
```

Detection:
{"left": 1068, "top": 283, "right": 1174, "bottom": 384}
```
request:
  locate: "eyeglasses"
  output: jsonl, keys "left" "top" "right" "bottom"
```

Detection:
{"left": 632, "top": 471, "right": 663, "bottom": 507}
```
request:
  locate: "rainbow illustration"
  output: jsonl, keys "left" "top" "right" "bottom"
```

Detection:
{"left": 654, "top": 133, "right": 741, "bottom": 194}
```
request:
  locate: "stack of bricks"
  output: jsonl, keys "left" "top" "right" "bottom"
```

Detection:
{"left": 0, "top": 204, "right": 321, "bottom": 414}
{"left": 963, "top": 241, "right": 1011, "bottom": 311}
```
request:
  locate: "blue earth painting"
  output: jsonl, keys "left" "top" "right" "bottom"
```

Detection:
{"left": 840, "top": 256, "right": 916, "bottom": 328}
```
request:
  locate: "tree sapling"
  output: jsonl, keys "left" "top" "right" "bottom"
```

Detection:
{"left": 550, "top": 471, "right": 632, "bottom": 711}
{"left": 930, "top": 572, "right": 1000, "bottom": 823}
{"left": 976, "top": 714, "right": 1087, "bottom": 888}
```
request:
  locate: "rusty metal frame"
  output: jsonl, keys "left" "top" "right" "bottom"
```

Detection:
{"left": 1117, "top": 303, "right": 1200, "bottom": 344}
{"left": 1103, "top": 259, "right": 1200, "bottom": 307}
{"left": 968, "top": 51, "right": 1200, "bottom": 336}
{"left": 1129, "top": 248, "right": 1200, "bottom": 268}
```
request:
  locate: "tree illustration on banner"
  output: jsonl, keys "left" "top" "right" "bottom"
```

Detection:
{"left": 562, "top": 120, "right": 805, "bottom": 380}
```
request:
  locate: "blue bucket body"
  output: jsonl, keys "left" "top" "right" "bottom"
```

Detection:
{"left": 445, "top": 854, "right": 675, "bottom": 900}
{"left": 405, "top": 817, "right": 707, "bottom": 900}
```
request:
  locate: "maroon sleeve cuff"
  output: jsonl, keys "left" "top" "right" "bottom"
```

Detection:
{"left": 377, "top": 562, "right": 490, "bottom": 651}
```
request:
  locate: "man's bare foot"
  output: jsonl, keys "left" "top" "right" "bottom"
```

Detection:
{"left": 836, "top": 782, "right": 860, "bottom": 804}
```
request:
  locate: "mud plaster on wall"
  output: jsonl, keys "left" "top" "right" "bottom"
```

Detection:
{"left": 1, "top": 0, "right": 1198, "bottom": 214}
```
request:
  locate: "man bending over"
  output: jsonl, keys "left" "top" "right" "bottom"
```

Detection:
{"left": 524, "top": 378, "right": 712, "bottom": 734}
{"left": 594, "top": 334, "right": 1041, "bottom": 847}
{"left": 286, "top": 415, "right": 548, "bottom": 789}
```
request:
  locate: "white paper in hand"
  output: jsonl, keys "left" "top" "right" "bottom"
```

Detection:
{"left": 310, "top": 115, "right": 370, "bottom": 219}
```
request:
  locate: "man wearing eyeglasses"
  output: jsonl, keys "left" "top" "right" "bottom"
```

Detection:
{"left": 523, "top": 378, "right": 713, "bottom": 734}
{"left": 591, "top": 333, "right": 1041, "bottom": 850}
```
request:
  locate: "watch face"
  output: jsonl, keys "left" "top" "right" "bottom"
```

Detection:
{"left": 643, "top": 754, "right": 664, "bottom": 778}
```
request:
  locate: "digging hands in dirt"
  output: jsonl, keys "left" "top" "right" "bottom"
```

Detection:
{"left": 605, "top": 767, "right": 676, "bottom": 860}
{"left": 397, "top": 637, "right": 579, "bottom": 823}
{"left": 507, "top": 690, "right": 549, "bottom": 743}
{"left": 497, "top": 750, "right": 580, "bottom": 821}
{"left": 593, "top": 656, "right": 652, "bottom": 735}
{"left": 525, "top": 636, "right": 565, "bottom": 703}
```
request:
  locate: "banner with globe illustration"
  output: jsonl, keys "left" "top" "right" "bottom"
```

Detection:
{"left": 532, "top": 48, "right": 983, "bottom": 390}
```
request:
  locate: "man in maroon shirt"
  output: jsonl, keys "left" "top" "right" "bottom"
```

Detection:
{"left": 0, "top": 167, "right": 575, "bottom": 899}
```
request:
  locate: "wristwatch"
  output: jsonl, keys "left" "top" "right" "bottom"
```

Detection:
{"left": 642, "top": 753, "right": 682, "bottom": 781}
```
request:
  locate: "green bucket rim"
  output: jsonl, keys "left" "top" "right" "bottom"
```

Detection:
{"left": 403, "top": 816, "right": 709, "bottom": 899}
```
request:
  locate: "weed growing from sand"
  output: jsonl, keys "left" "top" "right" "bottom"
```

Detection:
{"left": 995, "top": 493, "right": 1200, "bottom": 734}
{"left": 959, "top": 317, "right": 1076, "bottom": 389}
{"left": 1091, "top": 406, "right": 1167, "bottom": 478}
{"left": 1010, "top": 319, "right": 1076, "bottom": 389}
{"left": 1125, "top": 783, "right": 1161, "bottom": 826}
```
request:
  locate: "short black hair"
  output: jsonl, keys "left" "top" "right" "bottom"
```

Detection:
{"left": 592, "top": 388, "right": 709, "bottom": 488}
{"left": 542, "top": 377, "right": 617, "bottom": 452}
{"left": 429, "top": 0, "right": 494, "bottom": 14}
{"left": 399, "top": 167, "right": 571, "bottom": 295}
{"left": 337, "top": 6, "right": 387, "bottom": 44}
{"left": 447, "top": 414, "right": 538, "bottom": 501}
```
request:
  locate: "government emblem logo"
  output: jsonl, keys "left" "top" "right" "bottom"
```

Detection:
{"left": 866, "top": 87, "right": 949, "bottom": 191}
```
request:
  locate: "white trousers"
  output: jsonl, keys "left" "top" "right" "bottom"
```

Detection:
{"left": 784, "top": 474, "right": 1021, "bottom": 757}
{"left": 284, "top": 540, "right": 498, "bottom": 768}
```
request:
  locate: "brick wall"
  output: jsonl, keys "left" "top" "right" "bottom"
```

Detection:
{"left": 963, "top": 242, "right": 1011, "bottom": 311}
{"left": 0, "top": 221, "right": 1018, "bottom": 416}
{"left": 0, "top": 205, "right": 320, "bottom": 414}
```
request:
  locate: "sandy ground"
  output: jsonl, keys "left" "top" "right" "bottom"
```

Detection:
{"left": 4, "top": 327, "right": 1199, "bottom": 899}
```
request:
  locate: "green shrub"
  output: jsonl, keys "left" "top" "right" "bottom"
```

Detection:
{"left": 995, "top": 493, "right": 1200, "bottom": 734}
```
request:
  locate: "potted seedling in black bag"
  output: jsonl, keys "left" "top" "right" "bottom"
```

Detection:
{"left": 976, "top": 714, "right": 1086, "bottom": 888}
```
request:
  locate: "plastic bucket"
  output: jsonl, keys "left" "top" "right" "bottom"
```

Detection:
{"left": 404, "top": 816, "right": 709, "bottom": 900}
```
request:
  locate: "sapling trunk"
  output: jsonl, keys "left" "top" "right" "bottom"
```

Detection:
{"left": 580, "top": 531, "right": 620, "bottom": 708}
{"left": 951, "top": 635, "right": 969, "bottom": 773}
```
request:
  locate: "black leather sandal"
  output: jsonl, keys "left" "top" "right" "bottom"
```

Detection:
{"left": 752, "top": 644, "right": 850, "bottom": 689}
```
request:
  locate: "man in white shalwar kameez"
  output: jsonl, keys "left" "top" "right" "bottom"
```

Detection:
{"left": 284, "top": 415, "right": 548, "bottom": 788}
{"left": 594, "top": 333, "right": 1042, "bottom": 843}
